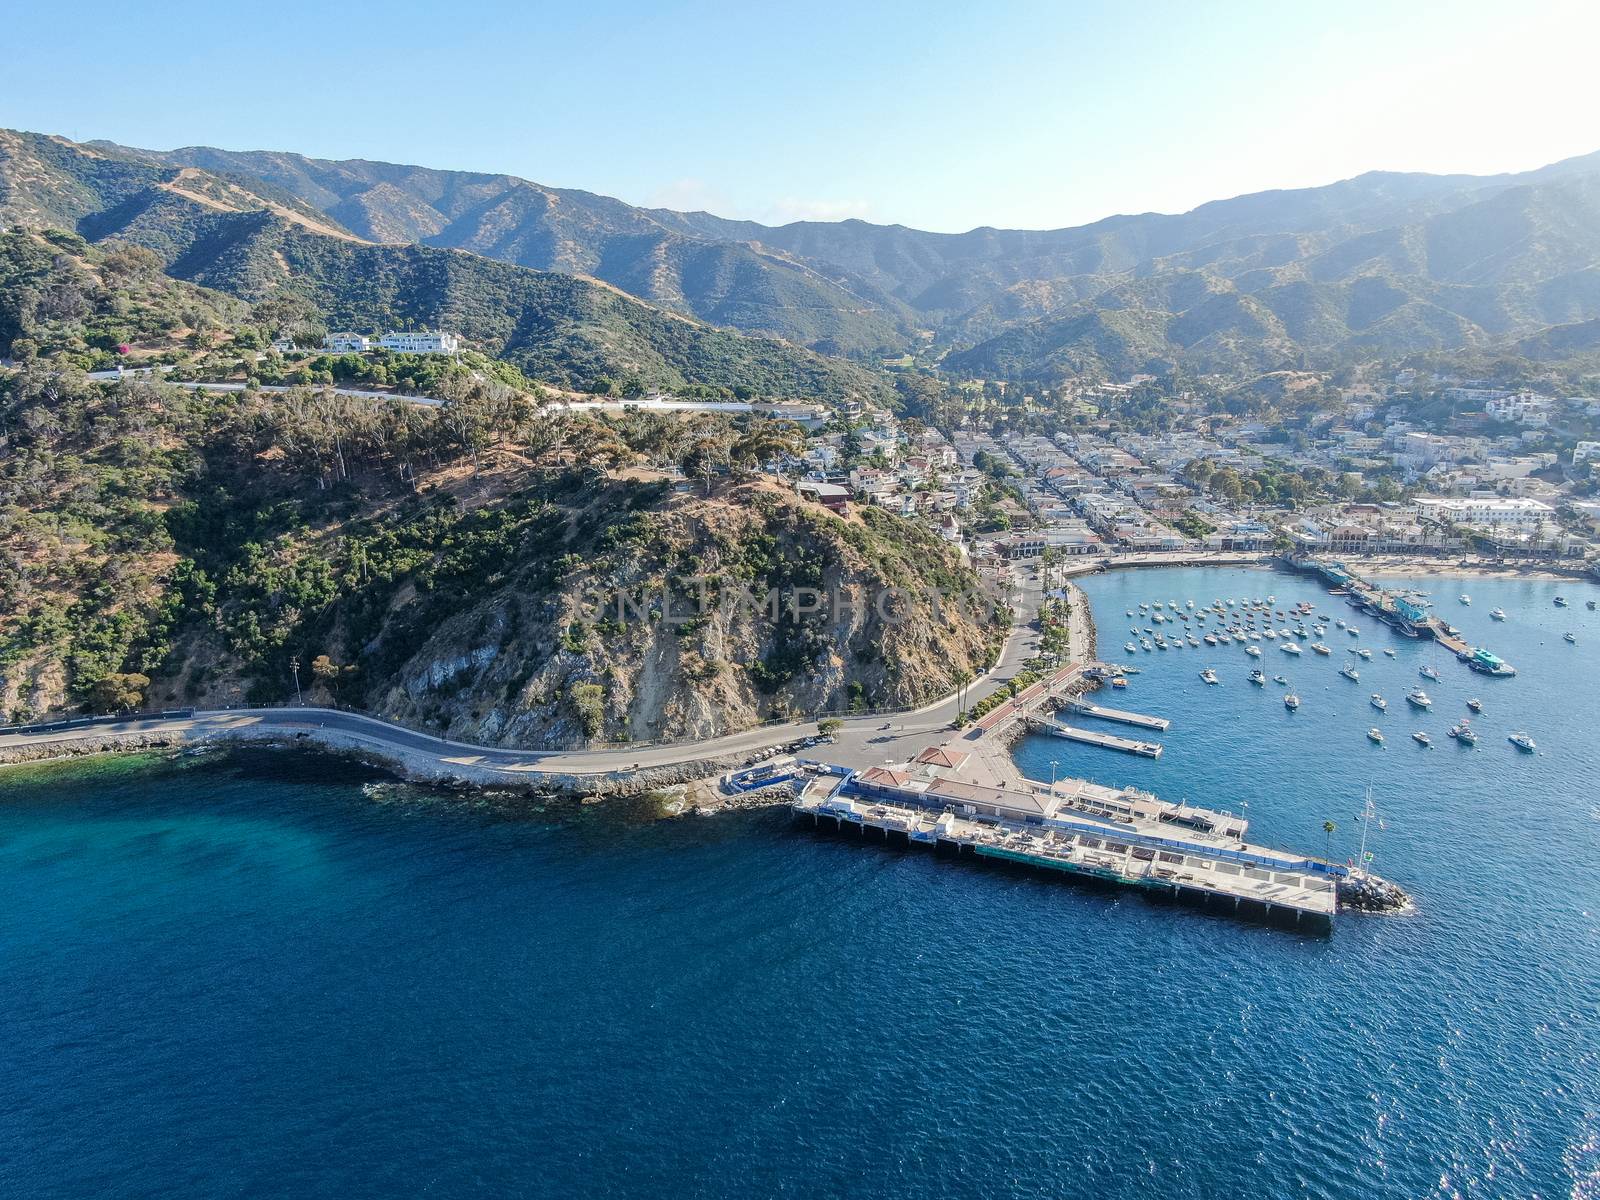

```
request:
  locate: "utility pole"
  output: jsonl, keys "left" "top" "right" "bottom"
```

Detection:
{"left": 1049, "top": 759, "right": 1059, "bottom": 803}
{"left": 289, "top": 656, "right": 303, "bottom": 706}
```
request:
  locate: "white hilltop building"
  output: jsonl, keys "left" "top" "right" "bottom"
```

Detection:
{"left": 323, "top": 330, "right": 462, "bottom": 355}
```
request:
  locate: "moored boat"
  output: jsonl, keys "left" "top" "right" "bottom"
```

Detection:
{"left": 1508, "top": 731, "right": 1537, "bottom": 752}
{"left": 1284, "top": 692, "right": 1300, "bottom": 710}
{"left": 1340, "top": 663, "right": 1360, "bottom": 681}
{"left": 1200, "top": 668, "right": 1220, "bottom": 685}
{"left": 1412, "top": 731, "right": 1431, "bottom": 747}
{"left": 1370, "top": 693, "right": 1386, "bottom": 711}
{"left": 1367, "top": 727, "right": 1383, "bottom": 744}
{"left": 1407, "top": 687, "right": 1432, "bottom": 709}
{"left": 1466, "top": 697, "right": 1483, "bottom": 713}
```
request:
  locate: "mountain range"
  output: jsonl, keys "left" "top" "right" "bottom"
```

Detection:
{"left": 7, "top": 126, "right": 1600, "bottom": 382}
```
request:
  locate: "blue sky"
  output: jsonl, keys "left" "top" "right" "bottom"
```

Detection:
{"left": 6, "top": 0, "right": 1597, "bottom": 232}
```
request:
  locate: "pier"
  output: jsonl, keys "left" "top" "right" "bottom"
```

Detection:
{"left": 1062, "top": 698, "right": 1170, "bottom": 731}
{"left": 1026, "top": 715, "right": 1163, "bottom": 757}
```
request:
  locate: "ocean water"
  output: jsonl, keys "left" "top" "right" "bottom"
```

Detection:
{"left": 2, "top": 566, "right": 1597, "bottom": 1200}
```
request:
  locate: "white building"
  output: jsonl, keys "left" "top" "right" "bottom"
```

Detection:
{"left": 324, "top": 332, "right": 372, "bottom": 353}
{"left": 1413, "top": 496, "right": 1554, "bottom": 531}
{"left": 378, "top": 331, "right": 461, "bottom": 355}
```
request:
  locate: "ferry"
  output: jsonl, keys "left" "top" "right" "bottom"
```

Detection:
{"left": 1367, "top": 728, "right": 1384, "bottom": 744}
{"left": 1340, "top": 664, "right": 1360, "bottom": 681}
{"left": 1370, "top": 693, "right": 1387, "bottom": 711}
{"left": 1449, "top": 721, "right": 1477, "bottom": 745}
{"left": 1311, "top": 642, "right": 1332, "bottom": 655}
{"left": 1284, "top": 692, "right": 1300, "bottom": 710}
{"left": 1407, "top": 688, "right": 1432, "bottom": 709}
{"left": 1245, "top": 644, "right": 1262, "bottom": 658}
{"left": 1490, "top": 608, "right": 1507, "bottom": 621}
{"left": 1281, "top": 642, "right": 1302, "bottom": 655}
{"left": 1420, "top": 664, "right": 1440, "bottom": 681}
{"left": 1565, "top": 632, "right": 1577, "bottom": 644}
{"left": 1467, "top": 697, "right": 1483, "bottom": 713}
{"left": 1249, "top": 669, "right": 1266, "bottom": 686}
{"left": 1412, "top": 731, "right": 1432, "bottom": 747}
{"left": 1199, "top": 668, "right": 1220, "bottom": 685}
{"left": 1508, "top": 731, "right": 1537, "bottom": 752}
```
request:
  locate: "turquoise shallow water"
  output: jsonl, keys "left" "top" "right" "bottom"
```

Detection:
{"left": 2, "top": 566, "right": 1598, "bottom": 1199}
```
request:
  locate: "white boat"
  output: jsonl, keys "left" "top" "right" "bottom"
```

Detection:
{"left": 1407, "top": 688, "right": 1432, "bottom": 709}
{"left": 1449, "top": 721, "right": 1477, "bottom": 745}
{"left": 1467, "top": 697, "right": 1483, "bottom": 713}
{"left": 1203, "top": 634, "right": 1217, "bottom": 646}
{"left": 1354, "top": 648, "right": 1372, "bottom": 660}
{"left": 1412, "top": 731, "right": 1432, "bottom": 747}
{"left": 1508, "top": 731, "right": 1536, "bottom": 752}
{"left": 1348, "top": 626, "right": 1361, "bottom": 637}
{"left": 1336, "top": 619, "right": 1346, "bottom": 629}
{"left": 1188, "top": 636, "right": 1201, "bottom": 647}
{"left": 1489, "top": 608, "right": 1507, "bottom": 621}
{"left": 1459, "top": 595, "right": 1470, "bottom": 605}
{"left": 1383, "top": 648, "right": 1397, "bottom": 658}
{"left": 1245, "top": 644, "right": 1262, "bottom": 658}
{"left": 1140, "top": 640, "right": 1152, "bottom": 651}
{"left": 1284, "top": 693, "right": 1300, "bottom": 709}
{"left": 1265, "top": 629, "right": 1279, "bottom": 639}
{"left": 1565, "top": 632, "right": 1577, "bottom": 644}
{"left": 1554, "top": 596, "right": 1569, "bottom": 608}
{"left": 1311, "top": 642, "right": 1331, "bottom": 655}
{"left": 1281, "top": 642, "right": 1302, "bottom": 655}
{"left": 1367, "top": 728, "right": 1384, "bottom": 744}
{"left": 1370, "top": 693, "right": 1386, "bottom": 711}
{"left": 1249, "top": 669, "right": 1266, "bottom": 685}
{"left": 1340, "top": 664, "right": 1360, "bottom": 681}
{"left": 1273, "top": 674, "right": 1288, "bottom": 685}
{"left": 1420, "top": 665, "right": 1440, "bottom": 681}
{"left": 1127, "top": 610, "right": 1135, "bottom": 617}
{"left": 1125, "top": 641, "right": 1138, "bottom": 653}
{"left": 1200, "top": 668, "right": 1220, "bottom": 685}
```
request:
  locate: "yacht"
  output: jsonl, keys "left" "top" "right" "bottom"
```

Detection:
{"left": 1420, "top": 664, "right": 1440, "bottom": 681}
{"left": 1245, "top": 644, "right": 1262, "bottom": 658}
{"left": 1412, "top": 731, "right": 1432, "bottom": 747}
{"left": 1489, "top": 608, "right": 1507, "bottom": 621}
{"left": 1281, "top": 642, "right": 1303, "bottom": 656}
{"left": 1340, "top": 663, "right": 1360, "bottom": 681}
{"left": 1370, "top": 693, "right": 1387, "bottom": 711}
{"left": 1407, "top": 687, "right": 1432, "bottom": 709}
{"left": 1459, "top": 595, "right": 1470, "bottom": 606}
{"left": 1466, "top": 697, "right": 1483, "bottom": 713}
{"left": 1449, "top": 721, "right": 1477, "bottom": 745}
{"left": 1564, "top": 632, "right": 1577, "bottom": 644}
{"left": 1249, "top": 668, "right": 1266, "bottom": 685}
{"left": 1367, "top": 727, "right": 1383, "bottom": 744}
{"left": 1508, "top": 731, "right": 1537, "bottom": 752}
{"left": 1311, "top": 642, "right": 1332, "bottom": 655}
{"left": 1284, "top": 692, "right": 1301, "bottom": 710}
{"left": 1199, "top": 668, "right": 1220, "bottom": 685}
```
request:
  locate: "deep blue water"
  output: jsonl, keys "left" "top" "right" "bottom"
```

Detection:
{"left": 3, "top": 566, "right": 1598, "bottom": 1200}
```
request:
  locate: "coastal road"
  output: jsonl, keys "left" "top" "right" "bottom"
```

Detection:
{"left": 0, "top": 575, "right": 1047, "bottom": 780}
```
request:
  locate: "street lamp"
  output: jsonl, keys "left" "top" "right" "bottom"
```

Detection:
{"left": 1049, "top": 759, "right": 1059, "bottom": 802}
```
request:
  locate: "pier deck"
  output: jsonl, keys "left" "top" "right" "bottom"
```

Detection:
{"left": 1027, "top": 716, "right": 1163, "bottom": 757}
{"left": 1063, "top": 699, "right": 1170, "bottom": 731}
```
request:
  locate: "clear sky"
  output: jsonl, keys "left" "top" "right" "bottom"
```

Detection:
{"left": 6, "top": 0, "right": 1598, "bottom": 233}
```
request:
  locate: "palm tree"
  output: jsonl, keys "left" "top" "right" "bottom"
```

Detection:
{"left": 1322, "top": 819, "right": 1336, "bottom": 860}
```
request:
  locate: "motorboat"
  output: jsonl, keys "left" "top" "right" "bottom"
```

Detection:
{"left": 1449, "top": 721, "right": 1477, "bottom": 745}
{"left": 1459, "top": 595, "right": 1470, "bottom": 605}
{"left": 1125, "top": 642, "right": 1138, "bottom": 654}
{"left": 1348, "top": 626, "right": 1361, "bottom": 637}
{"left": 1203, "top": 634, "right": 1217, "bottom": 646}
{"left": 1246, "top": 644, "right": 1262, "bottom": 658}
{"left": 1370, "top": 693, "right": 1386, "bottom": 711}
{"left": 1354, "top": 648, "right": 1372, "bottom": 660}
{"left": 1249, "top": 669, "right": 1266, "bottom": 685}
{"left": 1412, "top": 731, "right": 1432, "bottom": 747}
{"left": 1407, "top": 688, "right": 1432, "bottom": 709}
{"left": 1284, "top": 692, "right": 1300, "bottom": 710}
{"left": 1554, "top": 596, "right": 1569, "bottom": 608}
{"left": 1200, "top": 668, "right": 1220, "bottom": 685}
{"left": 1281, "top": 642, "right": 1302, "bottom": 655}
{"left": 1508, "top": 731, "right": 1536, "bottom": 752}
{"left": 1466, "top": 697, "right": 1483, "bottom": 713}
{"left": 1489, "top": 608, "right": 1507, "bottom": 621}
{"left": 1420, "top": 665, "right": 1440, "bottom": 681}
{"left": 1383, "top": 648, "right": 1397, "bottom": 658}
{"left": 1367, "top": 727, "right": 1383, "bottom": 743}
{"left": 1311, "top": 642, "right": 1332, "bottom": 655}
{"left": 1111, "top": 677, "right": 1128, "bottom": 689}
{"left": 1273, "top": 674, "right": 1289, "bottom": 685}
{"left": 1340, "top": 664, "right": 1360, "bottom": 681}
{"left": 1565, "top": 632, "right": 1577, "bottom": 644}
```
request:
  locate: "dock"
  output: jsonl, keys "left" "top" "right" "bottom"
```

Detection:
{"left": 1063, "top": 698, "right": 1170, "bottom": 731}
{"left": 1027, "top": 715, "right": 1163, "bottom": 757}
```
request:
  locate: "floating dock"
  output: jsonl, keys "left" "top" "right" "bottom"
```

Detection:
{"left": 1027, "top": 715, "right": 1163, "bottom": 757}
{"left": 1063, "top": 699, "right": 1170, "bottom": 731}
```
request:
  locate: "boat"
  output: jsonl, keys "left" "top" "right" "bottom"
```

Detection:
{"left": 1459, "top": 595, "right": 1470, "bottom": 605}
{"left": 1590, "top": 600, "right": 1598, "bottom": 612}
{"left": 1467, "top": 697, "right": 1483, "bottom": 713}
{"left": 1420, "top": 664, "right": 1440, "bottom": 681}
{"left": 1203, "top": 634, "right": 1217, "bottom": 646}
{"left": 1407, "top": 688, "right": 1432, "bottom": 709}
{"left": 1565, "top": 632, "right": 1577, "bottom": 644}
{"left": 1265, "top": 629, "right": 1279, "bottom": 639}
{"left": 1367, "top": 727, "right": 1383, "bottom": 743}
{"left": 1383, "top": 648, "right": 1397, "bottom": 658}
{"left": 1311, "top": 642, "right": 1331, "bottom": 655}
{"left": 1355, "top": 648, "right": 1372, "bottom": 660}
{"left": 1111, "top": 677, "right": 1128, "bottom": 689}
{"left": 1340, "top": 664, "right": 1360, "bottom": 681}
{"left": 1284, "top": 693, "right": 1300, "bottom": 710}
{"left": 1140, "top": 640, "right": 1152, "bottom": 651}
{"left": 1336, "top": 619, "right": 1346, "bottom": 629}
{"left": 1125, "top": 642, "right": 1138, "bottom": 654}
{"left": 1449, "top": 721, "right": 1477, "bottom": 745}
{"left": 1249, "top": 669, "right": 1266, "bottom": 685}
{"left": 1508, "top": 731, "right": 1537, "bottom": 752}
{"left": 1273, "top": 674, "right": 1288, "bottom": 685}
{"left": 1370, "top": 693, "right": 1386, "bottom": 711}
{"left": 1490, "top": 608, "right": 1507, "bottom": 621}
{"left": 1412, "top": 731, "right": 1432, "bottom": 747}
{"left": 1554, "top": 596, "right": 1569, "bottom": 608}
{"left": 1281, "top": 642, "right": 1302, "bottom": 655}
{"left": 1200, "top": 668, "right": 1220, "bottom": 685}
{"left": 1348, "top": 626, "right": 1361, "bottom": 637}
{"left": 1245, "top": 644, "right": 1262, "bottom": 658}
{"left": 1127, "top": 610, "right": 1135, "bottom": 617}
{"left": 1464, "top": 648, "right": 1516, "bottom": 677}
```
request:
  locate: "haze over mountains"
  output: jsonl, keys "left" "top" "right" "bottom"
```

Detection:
{"left": 7, "top": 126, "right": 1600, "bottom": 383}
